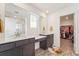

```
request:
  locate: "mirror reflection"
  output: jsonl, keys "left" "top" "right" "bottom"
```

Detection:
{"left": 5, "top": 4, "right": 27, "bottom": 38}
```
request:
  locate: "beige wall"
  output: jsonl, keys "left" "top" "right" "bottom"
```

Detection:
{"left": 60, "top": 14, "right": 74, "bottom": 26}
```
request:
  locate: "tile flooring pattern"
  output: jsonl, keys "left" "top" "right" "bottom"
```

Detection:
{"left": 35, "top": 39, "right": 75, "bottom": 56}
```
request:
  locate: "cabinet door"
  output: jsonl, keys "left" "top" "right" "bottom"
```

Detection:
{"left": 0, "top": 48, "right": 18, "bottom": 56}
{"left": 40, "top": 39, "right": 47, "bottom": 50}
{"left": 47, "top": 34, "right": 53, "bottom": 48}
{"left": 15, "top": 47, "right": 23, "bottom": 56}
{"left": 22, "top": 43, "right": 35, "bottom": 56}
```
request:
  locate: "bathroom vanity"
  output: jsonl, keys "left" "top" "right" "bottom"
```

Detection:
{"left": 0, "top": 36, "right": 35, "bottom": 56}
{"left": 0, "top": 35, "right": 49, "bottom": 56}
{"left": 35, "top": 33, "right": 54, "bottom": 50}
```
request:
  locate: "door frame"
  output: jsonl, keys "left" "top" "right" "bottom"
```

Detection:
{"left": 59, "top": 13, "right": 75, "bottom": 49}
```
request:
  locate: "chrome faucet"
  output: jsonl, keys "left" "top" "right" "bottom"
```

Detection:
{"left": 15, "top": 29, "right": 21, "bottom": 37}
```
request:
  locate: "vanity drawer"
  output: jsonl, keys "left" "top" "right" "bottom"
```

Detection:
{"left": 28, "top": 38, "right": 35, "bottom": 43}
{"left": 15, "top": 39, "right": 29, "bottom": 47}
{"left": 35, "top": 37, "right": 46, "bottom": 42}
{"left": 0, "top": 42, "right": 15, "bottom": 52}
{"left": 15, "top": 38, "right": 35, "bottom": 47}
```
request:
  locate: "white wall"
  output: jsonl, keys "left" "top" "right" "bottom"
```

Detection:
{"left": 40, "top": 14, "right": 48, "bottom": 34}
{"left": 47, "top": 4, "right": 79, "bottom": 54}
{"left": 47, "top": 14, "right": 60, "bottom": 47}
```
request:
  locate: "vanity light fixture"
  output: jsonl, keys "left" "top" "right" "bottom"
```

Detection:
{"left": 50, "top": 26, "right": 53, "bottom": 32}
{"left": 43, "top": 26, "right": 45, "bottom": 31}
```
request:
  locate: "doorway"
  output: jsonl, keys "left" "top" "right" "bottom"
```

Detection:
{"left": 60, "top": 14, "right": 75, "bottom": 55}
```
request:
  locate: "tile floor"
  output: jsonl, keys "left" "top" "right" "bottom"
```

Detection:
{"left": 35, "top": 39, "right": 75, "bottom": 56}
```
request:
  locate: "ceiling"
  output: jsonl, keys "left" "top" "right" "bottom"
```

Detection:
{"left": 29, "top": 3, "right": 74, "bottom": 14}
{"left": 5, "top": 4, "right": 28, "bottom": 20}
{"left": 5, "top": 3, "right": 76, "bottom": 18}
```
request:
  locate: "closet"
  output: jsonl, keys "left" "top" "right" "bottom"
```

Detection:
{"left": 60, "top": 14, "right": 74, "bottom": 43}
{"left": 60, "top": 25, "right": 74, "bottom": 39}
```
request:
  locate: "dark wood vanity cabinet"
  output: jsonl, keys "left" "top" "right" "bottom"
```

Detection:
{"left": 40, "top": 34, "right": 54, "bottom": 48}
{"left": 22, "top": 43, "right": 35, "bottom": 56}
{"left": 15, "top": 47, "right": 23, "bottom": 56}
{"left": 15, "top": 43, "right": 35, "bottom": 56}
{"left": 0, "top": 42, "right": 18, "bottom": 56}
{"left": 47, "top": 34, "right": 54, "bottom": 48}
{"left": 0, "top": 48, "right": 18, "bottom": 56}
{"left": 15, "top": 38, "right": 35, "bottom": 56}
{"left": 0, "top": 38, "right": 35, "bottom": 56}
{"left": 35, "top": 37, "right": 47, "bottom": 50}
{"left": 40, "top": 39, "right": 47, "bottom": 50}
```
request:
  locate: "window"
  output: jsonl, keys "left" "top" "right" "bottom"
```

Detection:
{"left": 30, "top": 14, "right": 38, "bottom": 28}
{"left": 5, "top": 17, "right": 16, "bottom": 38}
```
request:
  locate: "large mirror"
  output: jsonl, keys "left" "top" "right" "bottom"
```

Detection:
{"left": 5, "top": 4, "right": 27, "bottom": 38}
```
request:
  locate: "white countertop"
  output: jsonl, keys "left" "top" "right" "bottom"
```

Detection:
{"left": 0, "top": 34, "right": 47, "bottom": 44}
{"left": 0, "top": 35, "right": 35, "bottom": 44}
{"left": 35, "top": 36, "right": 46, "bottom": 40}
